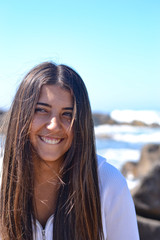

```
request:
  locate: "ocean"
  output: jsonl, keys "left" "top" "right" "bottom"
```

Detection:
{"left": 95, "top": 110, "right": 160, "bottom": 189}
{"left": 1, "top": 110, "right": 160, "bottom": 189}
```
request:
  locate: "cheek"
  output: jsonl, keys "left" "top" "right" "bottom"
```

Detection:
{"left": 29, "top": 117, "right": 41, "bottom": 134}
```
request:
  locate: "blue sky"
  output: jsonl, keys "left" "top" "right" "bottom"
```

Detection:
{"left": 0, "top": 0, "right": 160, "bottom": 113}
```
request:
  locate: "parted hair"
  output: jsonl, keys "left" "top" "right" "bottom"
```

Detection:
{"left": 0, "top": 62, "right": 104, "bottom": 239}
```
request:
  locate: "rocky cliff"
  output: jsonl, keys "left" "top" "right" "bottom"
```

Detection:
{"left": 122, "top": 144, "right": 160, "bottom": 239}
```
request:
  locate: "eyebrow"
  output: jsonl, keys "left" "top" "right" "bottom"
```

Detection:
{"left": 37, "top": 102, "right": 73, "bottom": 110}
{"left": 37, "top": 102, "right": 52, "bottom": 108}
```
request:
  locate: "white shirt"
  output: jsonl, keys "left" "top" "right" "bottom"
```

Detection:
{"left": 32, "top": 155, "right": 140, "bottom": 240}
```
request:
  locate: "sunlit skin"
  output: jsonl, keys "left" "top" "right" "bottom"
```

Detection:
{"left": 30, "top": 84, "right": 74, "bottom": 166}
{"left": 29, "top": 84, "right": 74, "bottom": 226}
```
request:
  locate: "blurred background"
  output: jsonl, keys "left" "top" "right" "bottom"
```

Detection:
{"left": 0, "top": 1, "right": 160, "bottom": 238}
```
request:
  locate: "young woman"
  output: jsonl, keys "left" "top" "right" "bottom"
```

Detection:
{"left": 0, "top": 62, "right": 139, "bottom": 240}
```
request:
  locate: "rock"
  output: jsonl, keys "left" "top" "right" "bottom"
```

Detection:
{"left": 137, "top": 215, "right": 160, "bottom": 240}
{"left": 122, "top": 144, "right": 160, "bottom": 238}
{"left": 150, "top": 123, "right": 160, "bottom": 128}
{"left": 121, "top": 144, "right": 160, "bottom": 179}
{"left": 131, "top": 120, "right": 147, "bottom": 127}
{"left": 121, "top": 161, "right": 139, "bottom": 179}
{"left": 132, "top": 165, "right": 160, "bottom": 220}
{"left": 92, "top": 113, "right": 160, "bottom": 127}
{"left": 92, "top": 113, "right": 118, "bottom": 126}
{"left": 132, "top": 165, "right": 160, "bottom": 239}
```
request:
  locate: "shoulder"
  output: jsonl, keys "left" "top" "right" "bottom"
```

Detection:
{"left": 97, "top": 155, "right": 139, "bottom": 239}
{"left": 97, "top": 155, "right": 134, "bottom": 222}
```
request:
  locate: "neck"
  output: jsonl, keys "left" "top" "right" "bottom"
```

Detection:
{"left": 33, "top": 156, "right": 63, "bottom": 226}
{"left": 33, "top": 154, "right": 63, "bottom": 184}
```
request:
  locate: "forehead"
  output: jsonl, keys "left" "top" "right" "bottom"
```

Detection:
{"left": 38, "top": 85, "right": 73, "bottom": 106}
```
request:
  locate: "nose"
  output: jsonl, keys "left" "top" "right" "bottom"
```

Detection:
{"left": 46, "top": 116, "right": 61, "bottom": 131}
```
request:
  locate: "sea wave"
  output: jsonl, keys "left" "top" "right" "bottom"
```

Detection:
{"left": 110, "top": 110, "right": 160, "bottom": 125}
{"left": 95, "top": 124, "right": 150, "bottom": 135}
{"left": 95, "top": 124, "right": 160, "bottom": 144}
{"left": 113, "top": 131, "right": 160, "bottom": 143}
{"left": 97, "top": 148, "right": 140, "bottom": 169}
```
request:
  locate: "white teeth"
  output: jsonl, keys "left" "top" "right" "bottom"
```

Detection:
{"left": 41, "top": 136, "right": 61, "bottom": 145}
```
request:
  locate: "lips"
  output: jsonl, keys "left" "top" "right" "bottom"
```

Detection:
{"left": 40, "top": 136, "right": 62, "bottom": 145}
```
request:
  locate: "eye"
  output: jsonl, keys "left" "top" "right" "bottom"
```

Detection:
{"left": 35, "top": 108, "right": 47, "bottom": 113}
{"left": 62, "top": 112, "right": 73, "bottom": 121}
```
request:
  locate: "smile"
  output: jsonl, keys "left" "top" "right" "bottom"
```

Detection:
{"left": 40, "top": 136, "right": 62, "bottom": 145}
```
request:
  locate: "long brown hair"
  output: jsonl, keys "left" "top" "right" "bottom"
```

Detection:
{"left": 0, "top": 62, "right": 104, "bottom": 239}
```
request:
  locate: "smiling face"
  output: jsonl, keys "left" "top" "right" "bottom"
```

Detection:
{"left": 29, "top": 84, "right": 74, "bottom": 165}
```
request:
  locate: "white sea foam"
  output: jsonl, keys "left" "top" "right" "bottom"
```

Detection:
{"left": 113, "top": 131, "right": 160, "bottom": 143}
{"left": 110, "top": 110, "right": 160, "bottom": 125}
{"left": 95, "top": 124, "right": 160, "bottom": 144}
{"left": 126, "top": 179, "right": 140, "bottom": 190}
{"left": 97, "top": 148, "right": 140, "bottom": 169}
{"left": 95, "top": 124, "right": 148, "bottom": 135}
